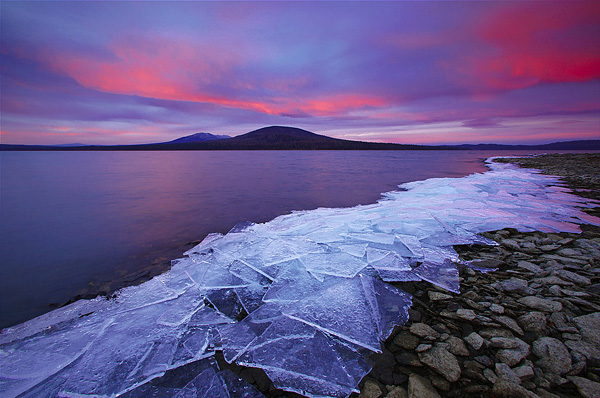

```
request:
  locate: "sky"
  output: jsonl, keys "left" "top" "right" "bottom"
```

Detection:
{"left": 1, "top": 1, "right": 599, "bottom": 146}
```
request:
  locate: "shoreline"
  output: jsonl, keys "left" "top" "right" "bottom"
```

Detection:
{"left": 357, "top": 154, "right": 600, "bottom": 398}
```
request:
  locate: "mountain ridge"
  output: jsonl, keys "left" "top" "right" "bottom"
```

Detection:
{"left": 1, "top": 126, "right": 599, "bottom": 151}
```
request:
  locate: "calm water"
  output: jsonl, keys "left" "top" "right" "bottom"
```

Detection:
{"left": 0, "top": 150, "right": 587, "bottom": 327}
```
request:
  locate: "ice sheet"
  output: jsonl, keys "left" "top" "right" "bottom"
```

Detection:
{"left": 2, "top": 158, "right": 598, "bottom": 398}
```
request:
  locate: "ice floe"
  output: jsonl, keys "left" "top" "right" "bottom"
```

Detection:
{"left": 1, "top": 158, "right": 599, "bottom": 398}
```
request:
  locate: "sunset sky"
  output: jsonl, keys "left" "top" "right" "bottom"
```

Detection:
{"left": 2, "top": 1, "right": 599, "bottom": 146}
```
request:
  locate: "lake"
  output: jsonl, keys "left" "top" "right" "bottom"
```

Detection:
{"left": 0, "top": 149, "right": 591, "bottom": 327}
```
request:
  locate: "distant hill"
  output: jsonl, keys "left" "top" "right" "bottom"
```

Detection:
{"left": 164, "top": 132, "right": 230, "bottom": 144}
{"left": 1, "top": 126, "right": 599, "bottom": 151}
{"left": 451, "top": 140, "right": 600, "bottom": 151}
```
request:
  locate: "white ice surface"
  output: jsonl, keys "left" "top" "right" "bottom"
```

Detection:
{"left": 1, "top": 158, "right": 599, "bottom": 398}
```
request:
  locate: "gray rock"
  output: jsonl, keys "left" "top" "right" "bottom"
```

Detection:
{"left": 517, "top": 296, "right": 562, "bottom": 312}
{"left": 513, "top": 365, "right": 534, "bottom": 380}
{"left": 495, "top": 362, "right": 521, "bottom": 384}
{"left": 445, "top": 336, "right": 470, "bottom": 356}
{"left": 360, "top": 379, "right": 382, "bottom": 398}
{"left": 573, "top": 312, "right": 600, "bottom": 346}
{"left": 492, "top": 380, "right": 536, "bottom": 398}
{"left": 568, "top": 376, "right": 600, "bottom": 398}
{"left": 410, "top": 323, "right": 440, "bottom": 340}
{"left": 554, "top": 270, "right": 591, "bottom": 285}
{"left": 408, "top": 373, "right": 441, "bottom": 398}
{"left": 484, "top": 368, "right": 498, "bottom": 383}
{"left": 429, "top": 374, "right": 451, "bottom": 392}
{"left": 502, "top": 240, "right": 521, "bottom": 251}
{"left": 493, "top": 315, "right": 524, "bottom": 335}
{"left": 531, "top": 276, "right": 573, "bottom": 286}
{"left": 428, "top": 291, "right": 452, "bottom": 301}
{"left": 535, "top": 389, "right": 561, "bottom": 398}
{"left": 394, "top": 331, "right": 420, "bottom": 350}
{"left": 558, "top": 248, "right": 583, "bottom": 256}
{"left": 474, "top": 355, "right": 493, "bottom": 367}
{"left": 564, "top": 339, "right": 600, "bottom": 363}
{"left": 415, "top": 344, "right": 432, "bottom": 353}
{"left": 517, "top": 312, "right": 546, "bottom": 333}
{"left": 496, "top": 338, "right": 530, "bottom": 367}
{"left": 517, "top": 261, "right": 543, "bottom": 273}
{"left": 396, "top": 352, "right": 422, "bottom": 367}
{"left": 491, "top": 337, "right": 520, "bottom": 349}
{"left": 479, "top": 327, "right": 513, "bottom": 339}
{"left": 465, "top": 332, "right": 484, "bottom": 350}
{"left": 490, "top": 303, "right": 505, "bottom": 314}
{"left": 456, "top": 308, "right": 477, "bottom": 321}
{"left": 532, "top": 337, "right": 571, "bottom": 375}
{"left": 418, "top": 347, "right": 461, "bottom": 382}
{"left": 386, "top": 386, "right": 408, "bottom": 398}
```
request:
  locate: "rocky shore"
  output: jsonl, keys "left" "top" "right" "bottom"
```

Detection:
{"left": 356, "top": 154, "right": 600, "bottom": 398}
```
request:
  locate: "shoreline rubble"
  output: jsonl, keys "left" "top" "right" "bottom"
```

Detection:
{"left": 357, "top": 154, "right": 600, "bottom": 398}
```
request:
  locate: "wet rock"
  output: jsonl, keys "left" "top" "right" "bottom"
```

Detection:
{"left": 517, "top": 312, "right": 546, "bottom": 333}
{"left": 360, "top": 379, "right": 383, "bottom": 398}
{"left": 568, "top": 376, "right": 600, "bottom": 398}
{"left": 465, "top": 332, "right": 484, "bottom": 350}
{"left": 517, "top": 296, "right": 562, "bottom": 312}
{"left": 496, "top": 338, "right": 530, "bottom": 367}
{"left": 410, "top": 323, "right": 440, "bottom": 341}
{"left": 408, "top": 373, "right": 441, "bottom": 398}
{"left": 418, "top": 347, "right": 461, "bottom": 382}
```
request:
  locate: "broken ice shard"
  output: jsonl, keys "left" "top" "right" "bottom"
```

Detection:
{"left": 2, "top": 157, "right": 599, "bottom": 398}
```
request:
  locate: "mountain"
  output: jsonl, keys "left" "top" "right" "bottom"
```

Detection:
{"left": 164, "top": 132, "right": 230, "bottom": 144}
{"left": 1, "top": 126, "right": 599, "bottom": 151}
